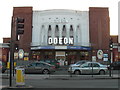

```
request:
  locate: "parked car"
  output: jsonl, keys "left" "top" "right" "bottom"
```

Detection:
{"left": 111, "top": 61, "right": 120, "bottom": 70}
{"left": 0, "top": 61, "right": 6, "bottom": 73}
{"left": 40, "top": 59, "right": 60, "bottom": 68}
{"left": 68, "top": 62, "right": 108, "bottom": 75}
{"left": 15, "top": 61, "right": 56, "bottom": 74}
{"left": 69, "top": 60, "right": 88, "bottom": 67}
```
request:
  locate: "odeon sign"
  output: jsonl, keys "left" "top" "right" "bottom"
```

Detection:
{"left": 48, "top": 37, "right": 74, "bottom": 45}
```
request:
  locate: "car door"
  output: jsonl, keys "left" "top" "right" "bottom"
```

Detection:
{"left": 25, "top": 63, "right": 36, "bottom": 73}
{"left": 35, "top": 63, "right": 44, "bottom": 73}
{"left": 92, "top": 63, "right": 100, "bottom": 74}
{"left": 81, "top": 63, "right": 91, "bottom": 74}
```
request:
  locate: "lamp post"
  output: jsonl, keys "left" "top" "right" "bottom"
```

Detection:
{"left": 9, "top": 17, "right": 14, "bottom": 87}
{"left": 9, "top": 17, "right": 25, "bottom": 87}
{"left": 109, "top": 38, "right": 113, "bottom": 77}
{"left": 109, "top": 49, "right": 112, "bottom": 77}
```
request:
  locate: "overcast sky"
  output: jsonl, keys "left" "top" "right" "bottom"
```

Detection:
{"left": 0, "top": 0, "right": 119, "bottom": 43}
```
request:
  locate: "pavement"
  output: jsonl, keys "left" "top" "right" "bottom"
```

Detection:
{"left": 1, "top": 73, "right": 120, "bottom": 80}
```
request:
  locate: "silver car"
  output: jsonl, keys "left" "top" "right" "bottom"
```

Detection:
{"left": 68, "top": 62, "right": 108, "bottom": 75}
{"left": 15, "top": 61, "right": 56, "bottom": 74}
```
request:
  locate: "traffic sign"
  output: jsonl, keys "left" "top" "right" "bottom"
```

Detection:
{"left": 97, "top": 50, "right": 103, "bottom": 59}
{"left": 18, "top": 49, "right": 24, "bottom": 59}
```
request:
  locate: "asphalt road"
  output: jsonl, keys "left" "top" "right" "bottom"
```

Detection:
{"left": 27, "top": 79, "right": 119, "bottom": 88}
{"left": 2, "top": 79, "right": 119, "bottom": 88}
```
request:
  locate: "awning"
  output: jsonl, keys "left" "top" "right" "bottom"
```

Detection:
{"left": 31, "top": 46, "right": 91, "bottom": 50}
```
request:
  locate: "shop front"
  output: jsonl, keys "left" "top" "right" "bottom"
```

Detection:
{"left": 31, "top": 46, "right": 91, "bottom": 65}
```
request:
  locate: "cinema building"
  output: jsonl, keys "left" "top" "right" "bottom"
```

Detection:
{"left": 12, "top": 7, "right": 111, "bottom": 65}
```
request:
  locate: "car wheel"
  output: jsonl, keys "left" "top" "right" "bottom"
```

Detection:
{"left": 99, "top": 70, "right": 105, "bottom": 75}
{"left": 2, "top": 70, "right": 5, "bottom": 73}
{"left": 42, "top": 69, "right": 50, "bottom": 74}
{"left": 74, "top": 70, "right": 81, "bottom": 75}
{"left": 2, "top": 69, "right": 6, "bottom": 73}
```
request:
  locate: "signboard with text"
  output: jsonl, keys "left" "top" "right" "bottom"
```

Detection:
{"left": 18, "top": 49, "right": 24, "bottom": 59}
{"left": 97, "top": 50, "right": 103, "bottom": 59}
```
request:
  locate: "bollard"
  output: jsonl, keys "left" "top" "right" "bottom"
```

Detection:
{"left": 16, "top": 68, "right": 25, "bottom": 87}
{"left": 7, "top": 62, "right": 10, "bottom": 69}
{"left": 7, "top": 62, "right": 10, "bottom": 76}
{"left": 14, "top": 62, "right": 17, "bottom": 67}
{"left": 70, "top": 67, "right": 72, "bottom": 77}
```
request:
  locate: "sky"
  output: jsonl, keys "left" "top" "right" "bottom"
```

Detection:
{"left": 0, "top": 0, "right": 119, "bottom": 43}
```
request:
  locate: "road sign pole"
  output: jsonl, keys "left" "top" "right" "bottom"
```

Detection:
{"left": 9, "top": 17, "right": 14, "bottom": 87}
{"left": 109, "top": 48, "right": 112, "bottom": 77}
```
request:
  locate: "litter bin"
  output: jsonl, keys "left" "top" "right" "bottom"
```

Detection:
{"left": 16, "top": 68, "right": 25, "bottom": 86}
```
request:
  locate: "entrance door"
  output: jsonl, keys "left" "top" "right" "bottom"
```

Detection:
{"left": 67, "top": 52, "right": 77, "bottom": 65}
{"left": 56, "top": 51, "right": 65, "bottom": 66}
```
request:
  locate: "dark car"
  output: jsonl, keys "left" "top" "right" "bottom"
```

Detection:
{"left": 15, "top": 61, "right": 56, "bottom": 74}
{"left": 0, "top": 61, "right": 6, "bottom": 73}
{"left": 111, "top": 61, "right": 120, "bottom": 70}
{"left": 40, "top": 59, "right": 60, "bottom": 68}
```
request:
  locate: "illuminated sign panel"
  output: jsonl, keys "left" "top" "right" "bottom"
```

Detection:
{"left": 48, "top": 37, "right": 74, "bottom": 45}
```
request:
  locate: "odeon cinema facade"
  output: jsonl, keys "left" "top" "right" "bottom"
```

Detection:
{"left": 12, "top": 7, "right": 110, "bottom": 65}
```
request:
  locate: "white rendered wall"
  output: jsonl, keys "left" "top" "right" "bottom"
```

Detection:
{"left": 32, "top": 9, "right": 89, "bottom": 47}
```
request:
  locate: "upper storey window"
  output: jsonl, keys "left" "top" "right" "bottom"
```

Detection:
{"left": 48, "top": 25, "right": 52, "bottom": 36}
{"left": 62, "top": 25, "right": 66, "bottom": 37}
{"left": 70, "top": 25, "right": 73, "bottom": 37}
{"left": 55, "top": 25, "right": 59, "bottom": 37}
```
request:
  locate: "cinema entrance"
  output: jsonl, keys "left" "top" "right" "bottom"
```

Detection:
{"left": 31, "top": 46, "right": 91, "bottom": 65}
{"left": 55, "top": 50, "right": 90, "bottom": 65}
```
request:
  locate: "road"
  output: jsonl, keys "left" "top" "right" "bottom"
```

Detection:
{"left": 27, "top": 79, "right": 120, "bottom": 88}
{"left": 2, "top": 78, "right": 119, "bottom": 88}
{"left": 1, "top": 68, "right": 120, "bottom": 89}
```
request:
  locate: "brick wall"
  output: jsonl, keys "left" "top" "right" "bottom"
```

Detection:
{"left": 12, "top": 7, "right": 33, "bottom": 58}
{"left": 89, "top": 7, "right": 110, "bottom": 61}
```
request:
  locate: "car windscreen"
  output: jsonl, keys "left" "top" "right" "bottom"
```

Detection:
{"left": 76, "top": 61, "right": 86, "bottom": 65}
{"left": 28, "top": 63, "right": 36, "bottom": 67}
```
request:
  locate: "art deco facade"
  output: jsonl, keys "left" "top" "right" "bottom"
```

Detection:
{"left": 11, "top": 7, "right": 113, "bottom": 65}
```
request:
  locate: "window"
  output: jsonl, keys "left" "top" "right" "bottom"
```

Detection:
{"left": 88, "top": 63, "right": 92, "bottom": 67}
{"left": 76, "top": 61, "right": 86, "bottom": 65}
{"left": 48, "top": 25, "right": 52, "bottom": 36}
{"left": 69, "top": 52, "right": 76, "bottom": 55}
{"left": 70, "top": 25, "right": 73, "bottom": 37}
{"left": 46, "top": 60, "right": 51, "bottom": 63}
{"left": 82, "top": 63, "right": 89, "bottom": 68}
{"left": 55, "top": 25, "right": 59, "bottom": 37}
{"left": 36, "top": 63, "right": 43, "bottom": 67}
{"left": 28, "top": 63, "right": 36, "bottom": 67}
{"left": 62, "top": 25, "right": 66, "bottom": 37}
{"left": 80, "top": 51, "right": 89, "bottom": 60}
{"left": 88, "top": 63, "right": 100, "bottom": 67}
{"left": 92, "top": 63, "right": 100, "bottom": 67}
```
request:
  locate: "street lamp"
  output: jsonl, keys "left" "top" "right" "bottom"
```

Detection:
{"left": 9, "top": 17, "right": 25, "bottom": 87}
{"left": 109, "top": 38, "right": 113, "bottom": 77}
